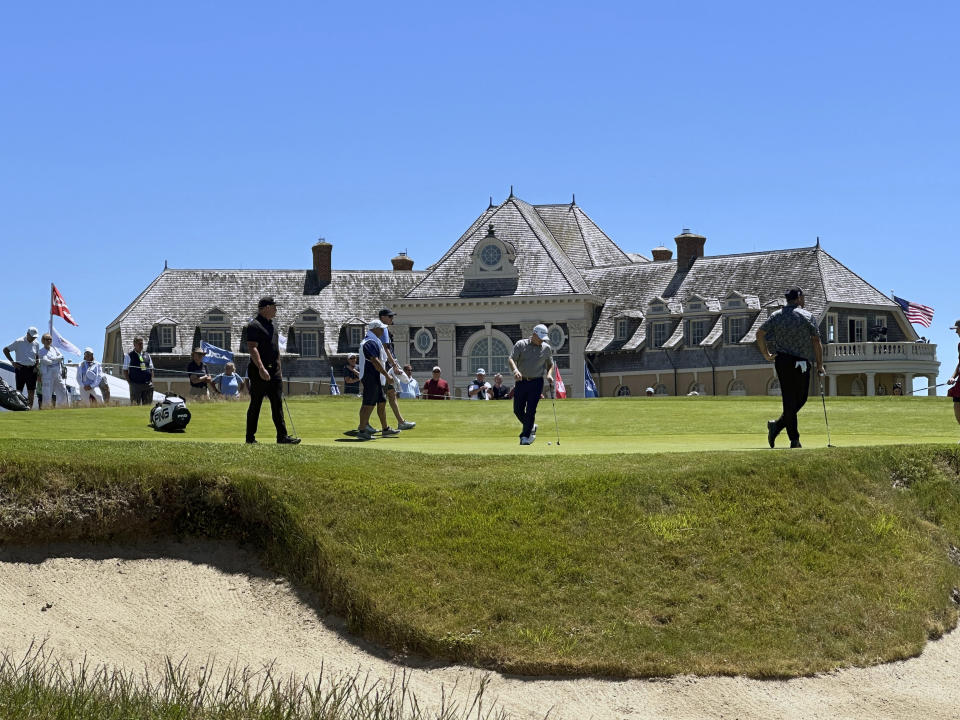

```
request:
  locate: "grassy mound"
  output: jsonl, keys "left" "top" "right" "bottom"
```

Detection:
{"left": 1, "top": 397, "right": 960, "bottom": 679}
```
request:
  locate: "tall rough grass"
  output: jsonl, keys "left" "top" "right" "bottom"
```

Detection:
{"left": 0, "top": 642, "right": 529, "bottom": 720}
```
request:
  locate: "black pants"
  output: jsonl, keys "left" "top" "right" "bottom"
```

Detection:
{"left": 773, "top": 354, "right": 811, "bottom": 444}
{"left": 246, "top": 374, "right": 287, "bottom": 441}
{"left": 513, "top": 377, "right": 544, "bottom": 439}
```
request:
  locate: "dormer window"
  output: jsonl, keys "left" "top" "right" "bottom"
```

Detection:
{"left": 464, "top": 224, "right": 518, "bottom": 280}
{"left": 688, "top": 302, "right": 703, "bottom": 312}
{"left": 479, "top": 243, "right": 502, "bottom": 268}
{"left": 723, "top": 292, "right": 748, "bottom": 311}
{"left": 157, "top": 324, "right": 175, "bottom": 349}
{"left": 615, "top": 318, "right": 629, "bottom": 340}
{"left": 301, "top": 313, "right": 319, "bottom": 323}
{"left": 349, "top": 325, "right": 363, "bottom": 348}
{"left": 649, "top": 302, "right": 667, "bottom": 315}
{"left": 201, "top": 309, "right": 230, "bottom": 351}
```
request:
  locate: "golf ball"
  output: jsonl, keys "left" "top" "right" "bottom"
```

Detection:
{"left": 547, "top": 442, "right": 552, "bottom": 445}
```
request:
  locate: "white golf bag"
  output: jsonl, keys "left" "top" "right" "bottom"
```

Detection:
{"left": 150, "top": 394, "right": 191, "bottom": 432}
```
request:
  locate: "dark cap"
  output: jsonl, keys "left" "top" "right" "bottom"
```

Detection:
{"left": 784, "top": 287, "right": 804, "bottom": 302}
{"left": 379, "top": 308, "right": 395, "bottom": 318}
{"left": 258, "top": 296, "right": 277, "bottom": 309}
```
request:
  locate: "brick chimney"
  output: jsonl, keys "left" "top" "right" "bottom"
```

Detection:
{"left": 651, "top": 246, "right": 673, "bottom": 262}
{"left": 391, "top": 251, "right": 414, "bottom": 271}
{"left": 675, "top": 229, "right": 706, "bottom": 270}
{"left": 312, "top": 238, "right": 332, "bottom": 288}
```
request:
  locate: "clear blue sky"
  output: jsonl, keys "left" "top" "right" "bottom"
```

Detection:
{"left": 3, "top": 2, "right": 958, "bottom": 387}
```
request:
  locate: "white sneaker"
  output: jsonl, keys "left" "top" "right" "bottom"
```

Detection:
{"left": 520, "top": 435, "right": 535, "bottom": 445}
{"left": 398, "top": 421, "right": 416, "bottom": 430}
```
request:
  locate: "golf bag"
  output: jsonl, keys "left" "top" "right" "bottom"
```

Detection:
{"left": 150, "top": 394, "right": 191, "bottom": 432}
{"left": 0, "top": 375, "right": 29, "bottom": 411}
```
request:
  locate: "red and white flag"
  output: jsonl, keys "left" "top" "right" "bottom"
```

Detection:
{"left": 554, "top": 366, "right": 567, "bottom": 399}
{"left": 51, "top": 284, "right": 78, "bottom": 326}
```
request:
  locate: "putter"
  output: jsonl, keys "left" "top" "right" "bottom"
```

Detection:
{"left": 281, "top": 392, "right": 300, "bottom": 439}
{"left": 550, "top": 393, "right": 561, "bottom": 446}
{"left": 819, "top": 379, "right": 835, "bottom": 448}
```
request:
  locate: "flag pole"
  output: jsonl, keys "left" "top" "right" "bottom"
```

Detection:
{"left": 49, "top": 282, "right": 54, "bottom": 336}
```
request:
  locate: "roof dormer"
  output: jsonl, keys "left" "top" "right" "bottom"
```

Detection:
{"left": 647, "top": 296, "right": 670, "bottom": 315}
{"left": 464, "top": 224, "right": 518, "bottom": 280}
{"left": 684, "top": 294, "right": 711, "bottom": 314}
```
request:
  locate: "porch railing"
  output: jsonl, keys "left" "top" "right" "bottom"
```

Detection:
{"left": 824, "top": 341, "right": 937, "bottom": 361}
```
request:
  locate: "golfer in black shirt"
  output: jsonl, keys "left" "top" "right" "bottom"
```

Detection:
{"left": 245, "top": 297, "right": 300, "bottom": 444}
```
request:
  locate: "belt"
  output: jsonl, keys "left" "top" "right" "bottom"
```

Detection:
{"left": 518, "top": 376, "right": 541, "bottom": 382}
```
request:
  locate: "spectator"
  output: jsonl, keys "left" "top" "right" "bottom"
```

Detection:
{"left": 645, "top": 387, "right": 655, "bottom": 396}
{"left": 187, "top": 348, "right": 213, "bottom": 399}
{"left": 38, "top": 333, "right": 68, "bottom": 408}
{"left": 122, "top": 336, "right": 155, "bottom": 405}
{"left": 3, "top": 326, "right": 40, "bottom": 409}
{"left": 423, "top": 366, "right": 450, "bottom": 399}
{"left": 490, "top": 373, "right": 512, "bottom": 399}
{"left": 468, "top": 369, "right": 492, "bottom": 400}
{"left": 377, "top": 308, "right": 415, "bottom": 430}
{"left": 396, "top": 364, "right": 420, "bottom": 399}
{"left": 892, "top": 382, "right": 903, "bottom": 396}
{"left": 76, "top": 347, "right": 104, "bottom": 405}
{"left": 343, "top": 353, "right": 361, "bottom": 395}
{"left": 213, "top": 362, "right": 247, "bottom": 399}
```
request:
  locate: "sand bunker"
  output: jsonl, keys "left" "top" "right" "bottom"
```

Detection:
{"left": 1, "top": 539, "right": 958, "bottom": 719}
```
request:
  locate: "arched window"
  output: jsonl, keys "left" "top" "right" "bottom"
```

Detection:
{"left": 465, "top": 330, "right": 512, "bottom": 375}
{"left": 728, "top": 379, "right": 747, "bottom": 396}
{"left": 850, "top": 377, "right": 865, "bottom": 396}
{"left": 688, "top": 381, "right": 707, "bottom": 396}
{"left": 767, "top": 377, "right": 781, "bottom": 396}
{"left": 653, "top": 383, "right": 669, "bottom": 396}
{"left": 615, "top": 385, "right": 632, "bottom": 396}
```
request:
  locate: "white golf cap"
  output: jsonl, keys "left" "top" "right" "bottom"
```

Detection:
{"left": 533, "top": 324, "right": 549, "bottom": 340}
{"left": 26, "top": 326, "right": 39, "bottom": 337}
{"left": 367, "top": 319, "right": 387, "bottom": 330}
{"left": 83, "top": 347, "right": 94, "bottom": 355}
{"left": 476, "top": 368, "right": 486, "bottom": 375}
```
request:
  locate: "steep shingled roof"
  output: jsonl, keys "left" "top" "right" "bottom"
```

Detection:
{"left": 583, "top": 246, "right": 896, "bottom": 352}
{"left": 404, "top": 196, "right": 635, "bottom": 299}
{"left": 108, "top": 268, "right": 426, "bottom": 356}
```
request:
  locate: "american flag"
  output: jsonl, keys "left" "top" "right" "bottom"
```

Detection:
{"left": 893, "top": 295, "right": 934, "bottom": 328}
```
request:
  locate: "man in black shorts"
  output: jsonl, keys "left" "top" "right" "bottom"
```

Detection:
{"left": 245, "top": 297, "right": 300, "bottom": 444}
{"left": 355, "top": 320, "right": 399, "bottom": 441}
{"left": 3, "top": 326, "right": 40, "bottom": 409}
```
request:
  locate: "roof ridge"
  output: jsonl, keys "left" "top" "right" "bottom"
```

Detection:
{"left": 816, "top": 246, "right": 896, "bottom": 306}
{"left": 573, "top": 206, "right": 632, "bottom": 265}
{"left": 106, "top": 270, "right": 167, "bottom": 328}
{"left": 571, "top": 205, "right": 598, "bottom": 267}
{"left": 510, "top": 197, "right": 588, "bottom": 293}
{"left": 405, "top": 207, "right": 495, "bottom": 296}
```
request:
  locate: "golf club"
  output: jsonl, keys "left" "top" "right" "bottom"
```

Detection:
{"left": 819, "top": 379, "right": 835, "bottom": 448}
{"left": 550, "top": 393, "right": 560, "bottom": 446}
{"left": 905, "top": 381, "right": 948, "bottom": 395}
{"left": 281, "top": 392, "right": 300, "bottom": 439}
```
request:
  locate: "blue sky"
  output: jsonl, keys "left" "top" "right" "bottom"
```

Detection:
{"left": 3, "top": 2, "right": 958, "bottom": 387}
